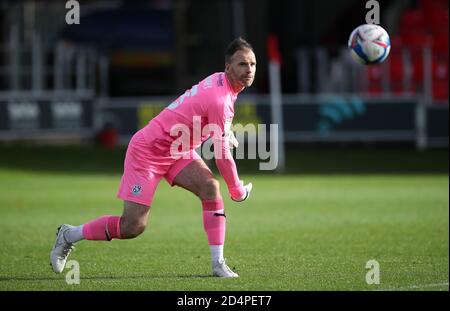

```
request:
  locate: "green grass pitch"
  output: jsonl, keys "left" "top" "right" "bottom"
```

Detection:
{"left": 0, "top": 145, "right": 448, "bottom": 291}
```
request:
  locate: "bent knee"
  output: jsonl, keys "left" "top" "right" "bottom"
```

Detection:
{"left": 120, "top": 217, "right": 147, "bottom": 239}
{"left": 199, "top": 178, "right": 221, "bottom": 200}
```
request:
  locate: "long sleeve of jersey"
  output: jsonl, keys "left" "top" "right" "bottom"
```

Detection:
{"left": 207, "top": 99, "right": 245, "bottom": 200}
{"left": 213, "top": 134, "right": 245, "bottom": 200}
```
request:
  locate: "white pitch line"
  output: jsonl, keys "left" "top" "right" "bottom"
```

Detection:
{"left": 407, "top": 282, "right": 449, "bottom": 289}
{"left": 376, "top": 282, "right": 449, "bottom": 291}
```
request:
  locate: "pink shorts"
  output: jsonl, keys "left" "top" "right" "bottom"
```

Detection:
{"left": 117, "top": 129, "right": 201, "bottom": 206}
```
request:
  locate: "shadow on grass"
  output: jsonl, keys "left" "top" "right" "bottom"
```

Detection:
{"left": 0, "top": 143, "right": 448, "bottom": 176}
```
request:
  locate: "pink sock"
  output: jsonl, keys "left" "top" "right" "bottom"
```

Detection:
{"left": 202, "top": 199, "right": 226, "bottom": 245}
{"left": 82, "top": 215, "right": 122, "bottom": 241}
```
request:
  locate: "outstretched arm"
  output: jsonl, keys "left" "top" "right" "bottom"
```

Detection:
{"left": 212, "top": 131, "right": 252, "bottom": 202}
{"left": 206, "top": 94, "right": 252, "bottom": 202}
{"left": 214, "top": 133, "right": 243, "bottom": 199}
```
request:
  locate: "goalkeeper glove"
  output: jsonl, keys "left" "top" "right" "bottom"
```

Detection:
{"left": 226, "top": 131, "right": 239, "bottom": 149}
{"left": 231, "top": 181, "right": 253, "bottom": 202}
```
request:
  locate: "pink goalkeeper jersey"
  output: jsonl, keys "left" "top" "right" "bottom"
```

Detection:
{"left": 142, "top": 72, "right": 246, "bottom": 199}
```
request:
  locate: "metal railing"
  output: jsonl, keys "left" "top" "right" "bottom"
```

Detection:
{"left": 296, "top": 45, "right": 449, "bottom": 106}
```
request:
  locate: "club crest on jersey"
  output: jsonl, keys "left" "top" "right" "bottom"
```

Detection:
{"left": 131, "top": 185, "right": 142, "bottom": 196}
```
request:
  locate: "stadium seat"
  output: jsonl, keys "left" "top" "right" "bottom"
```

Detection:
{"left": 430, "top": 33, "right": 449, "bottom": 101}
{"left": 419, "top": 0, "right": 449, "bottom": 10}
{"left": 401, "top": 32, "right": 432, "bottom": 48}
{"left": 432, "top": 81, "right": 449, "bottom": 102}
{"left": 432, "top": 54, "right": 449, "bottom": 101}
{"left": 386, "top": 37, "right": 406, "bottom": 94}
{"left": 432, "top": 34, "right": 450, "bottom": 55}
{"left": 423, "top": 8, "right": 449, "bottom": 36}
{"left": 399, "top": 10, "right": 425, "bottom": 36}
{"left": 400, "top": 33, "right": 435, "bottom": 94}
{"left": 410, "top": 50, "right": 424, "bottom": 88}
{"left": 366, "top": 65, "right": 383, "bottom": 95}
{"left": 388, "top": 52, "right": 407, "bottom": 94}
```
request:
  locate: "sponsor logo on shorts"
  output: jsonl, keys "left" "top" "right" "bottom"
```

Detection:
{"left": 131, "top": 185, "right": 142, "bottom": 196}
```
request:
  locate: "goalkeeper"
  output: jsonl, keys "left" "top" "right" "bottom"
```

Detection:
{"left": 50, "top": 37, "right": 256, "bottom": 278}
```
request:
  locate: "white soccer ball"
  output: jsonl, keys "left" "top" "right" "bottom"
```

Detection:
{"left": 348, "top": 24, "right": 391, "bottom": 65}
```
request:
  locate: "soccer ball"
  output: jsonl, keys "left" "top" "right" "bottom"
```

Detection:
{"left": 348, "top": 24, "right": 391, "bottom": 65}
